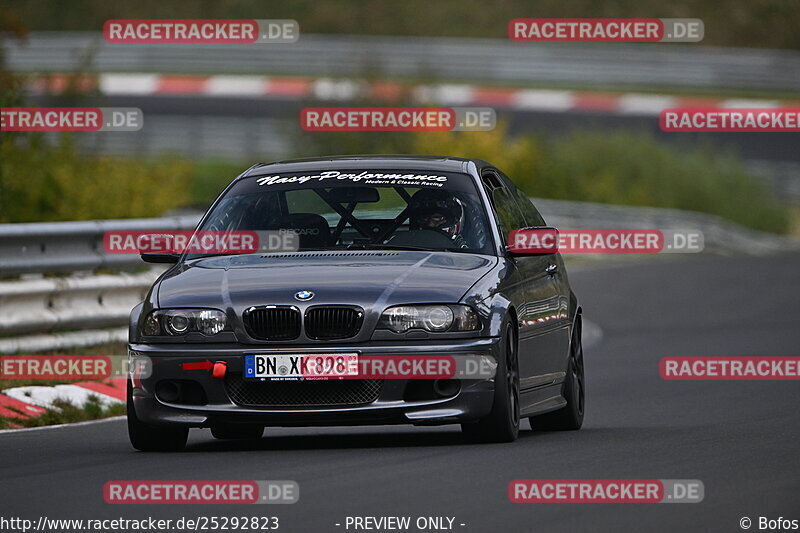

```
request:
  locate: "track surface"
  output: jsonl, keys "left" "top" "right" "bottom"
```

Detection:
{"left": 2, "top": 254, "right": 799, "bottom": 532}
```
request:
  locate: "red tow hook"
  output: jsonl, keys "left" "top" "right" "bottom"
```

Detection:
{"left": 212, "top": 361, "right": 227, "bottom": 379}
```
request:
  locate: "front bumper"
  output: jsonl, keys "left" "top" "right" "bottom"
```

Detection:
{"left": 127, "top": 338, "right": 500, "bottom": 428}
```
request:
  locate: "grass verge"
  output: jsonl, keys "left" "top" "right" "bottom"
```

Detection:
{"left": 0, "top": 342, "right": 128, "bottom": 391}
{"left": 299, "top": 125, "right": 790, "bottom": 234}
{"left": 0, "top": 395, "right": 125, "bottom": 430}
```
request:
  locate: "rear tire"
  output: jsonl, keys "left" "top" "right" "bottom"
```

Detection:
{"left": 127, "top": 381, "right": 188, "bottom": 452}
{"left": 461, "top": 318, "right": 520, "bottom": 443}
{"left": 211, "top": 424, "right": 264, "bottom": 440}
{"left": 530, "top": 317, "right": 585, "bottom": 431}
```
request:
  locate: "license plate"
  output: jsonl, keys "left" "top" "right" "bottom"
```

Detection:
{"left": 244, "top": 354, "right": 359, "bottom": 380}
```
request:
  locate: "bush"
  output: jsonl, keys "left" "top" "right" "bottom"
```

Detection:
{"left": 10, "top": 0, "right": 800, "bottom": 50}
{"left": 0, "top": 135, "right": 194, "bottom": 222}
{"left": 532, "top": 131, "right": 788, "bottom": 233}
{"left": 300, "top": 124, "right": 788, "bottom": 233}
{"left": 408, "top": 124, "right": 542, "bottom": 191}
{"left": 190, "top": 160, "right": 248, "bottom": 210}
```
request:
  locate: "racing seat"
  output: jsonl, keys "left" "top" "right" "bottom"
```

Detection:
{"left": 281, "top": 213, "right": 331, "bottom": 249}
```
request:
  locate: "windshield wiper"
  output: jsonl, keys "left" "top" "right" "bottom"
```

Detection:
{"left": 185, "top": 252, "right": 251, "bottom": 260}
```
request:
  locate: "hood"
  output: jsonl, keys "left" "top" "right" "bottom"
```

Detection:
{"left": 157, "top": 251, "right": 497, "bottom": 312}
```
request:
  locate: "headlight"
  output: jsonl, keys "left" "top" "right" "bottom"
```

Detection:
{"left": 378, "top": 305, "right": 480, "bottom": 333}
{"left": 196, "top": 309, "right": 226, "bottom": 335}
{"left": 141, "top": 309, "right": 227, "bottom": 336}
{"left": 165, "top": 310, "right": 191, "bottom": 335}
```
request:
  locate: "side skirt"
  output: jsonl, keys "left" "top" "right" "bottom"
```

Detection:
{"left": 519, "top": 383, "right": 567, "bottom": 417}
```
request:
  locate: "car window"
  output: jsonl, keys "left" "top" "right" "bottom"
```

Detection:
{"left": 491, "top": 187, "right": 527, "bottom": 245}
{"left": 192, "top": 170, "right": 496, "bottom": 256}
{"left": 351, "top": 187, "right": 407, "bottom": 219}
{"left": 286, "top": 189, "right": 335, "bottom": 217}
{"left": 491, "top": 168, "right": 547, "bottom": 227}
{"left": 510, "top": 186, "right": 547, "bottom": 227}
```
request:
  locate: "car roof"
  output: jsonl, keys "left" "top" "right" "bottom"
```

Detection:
{"left": 240, "top": 155, "right": 487, "bottom": 179}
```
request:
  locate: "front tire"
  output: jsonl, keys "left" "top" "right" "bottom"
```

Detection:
{"left": 127, "top": 381, "right": 188, "bottom": 452}
{"left": 461, "top": 318, "right": 520, "bottom": 443}
{"left": 530, "top": 317, "right": 585, "bottom": 431}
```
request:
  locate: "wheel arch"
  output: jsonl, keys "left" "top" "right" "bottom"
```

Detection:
{"left": 470, "top": 289, "right": 517, "bottom": 337}
{"left": 570, "top": 305, "right": 583, "bottom": 353}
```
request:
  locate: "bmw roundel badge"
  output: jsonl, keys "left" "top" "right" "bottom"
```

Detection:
{"left": 294, "top": 290, "right": 315, "bottom": 301}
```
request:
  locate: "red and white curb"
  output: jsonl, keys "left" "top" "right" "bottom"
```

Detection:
{"left": 0, "top": 394, "right": 46, "bottom": 419}
{"left": 0, "top": 377, "right": 125, "bottom": 424}
{"left": 29, "top": 73, "right": 799, "bottom": 116}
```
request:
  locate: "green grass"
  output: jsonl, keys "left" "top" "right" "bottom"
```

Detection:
{"left": 0, "top": 377, "right": 81, "bottom": 391}
{"left": 0, "top": 395, "right": 125, "bottom": 430}
{"left": 8, "top": 0, "right": 800, "bottom": 50}
{"left": 0, "top": 342, "right": 127, "bottom": 391}
{"left": 0, "top": 343, "right": 128, "bottom": 429}
{"left": 298, "top": 125, "right": 789, "bottom": 234}
{"left": 1, "top": 125, "right": 791, "bottom": 235}
{"left": 0, "top": 135, "right": 193, "bottom": 223}
{"left": 190, "top": 160, "right": 248, "bottom": 209}
{"left": 532, "top": 131, "right": 789, "bottom": 233}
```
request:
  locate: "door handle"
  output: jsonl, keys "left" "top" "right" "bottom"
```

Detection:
{"left": 545, "top": 263, "right": 559, "bottom": 275}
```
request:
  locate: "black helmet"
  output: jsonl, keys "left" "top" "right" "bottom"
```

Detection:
{"left": 408, "top": 189, "right": 464, "bottom": 237}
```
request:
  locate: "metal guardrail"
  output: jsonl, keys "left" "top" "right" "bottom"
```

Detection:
{"left": 0, "top": 270, "right": 161, "bottom": 337}
{"left": 3, "top": 200, "right": 794, "bottom": 276}
{"left": 0, "top": 215, "right": 200, "bottom": 275}
{"left": 7, "top": 32, "right": 800, "bottom": 92}
{"left": 0, "top": 328, "right": 129, "bottom": 355}
{"left": 535, "top": 199, "right": 800, "bottom": 255}
{"left": 1, "top": 200, "right": 798, "bottom": 353}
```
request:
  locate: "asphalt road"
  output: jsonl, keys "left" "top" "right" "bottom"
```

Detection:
{"left": 1, "top": 253, "right": 798, "bottom": 532}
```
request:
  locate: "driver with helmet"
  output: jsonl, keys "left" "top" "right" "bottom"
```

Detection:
{"left": 408, "top": 188, "right": 469, "bottom": 249}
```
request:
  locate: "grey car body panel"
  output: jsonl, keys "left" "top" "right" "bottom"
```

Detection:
{"left": 129, "top": 155, "right": 580, "bottom": 427}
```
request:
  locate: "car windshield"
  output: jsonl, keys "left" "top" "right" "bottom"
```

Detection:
{"left": 189, "top": 169, "right": 495, "bottom": 258}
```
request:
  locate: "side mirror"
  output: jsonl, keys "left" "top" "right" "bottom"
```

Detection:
{"left": 137, "top": 232, "right": 182, "bottom": 263}
{"left": 140, "top": 253, "right": 180, "bottom": 264}
{"left": 507, "top": 227, "right": 559, "bottom": 255}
